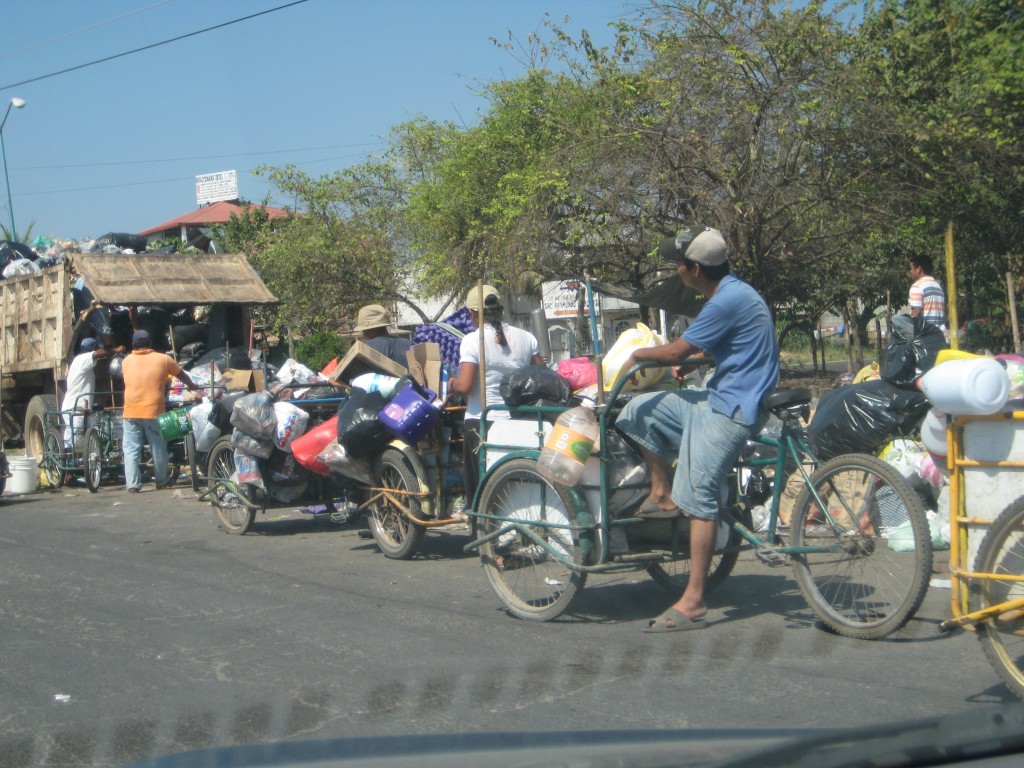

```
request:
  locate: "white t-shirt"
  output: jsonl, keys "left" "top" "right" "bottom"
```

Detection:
{"left": 62, "top": 351, "right": 98, "bottom": 414}
{"left": 458, "top": 323, "right": 539, "bottom": 420}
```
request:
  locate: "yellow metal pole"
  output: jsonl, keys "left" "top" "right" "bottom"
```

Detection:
{"left": 945, "top": 221, "right": 958, "bottom": 349}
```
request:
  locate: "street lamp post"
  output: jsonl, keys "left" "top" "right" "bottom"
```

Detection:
{"left": 1, "top": 97, "right": 27, "bottom": 240}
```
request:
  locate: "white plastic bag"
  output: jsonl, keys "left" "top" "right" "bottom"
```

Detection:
{"left": 2, "top": 258, "right": 39, "bottom": 278}
{"left": 274, "top": 358, "right": 322, "bottom": 387}
{"left": 877, "top": 438, "right": 926, "bottom": 481}
{"left": 189, "top": 400, "right": 222, "bottom": 453}
{"left": 601, "top": 323, "right": 668, "bottom": 393}
{"left": 272, "top": 401, "right": 310, "bottom": 451}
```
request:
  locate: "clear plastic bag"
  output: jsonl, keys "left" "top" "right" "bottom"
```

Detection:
{"left": 231, "top": 428, "right": 274, "bottom": 459}
{"left": 229, "top": 391, "right": 277, "bottom": 439}
{"left": 233, "top": 451, "right": 265, "bottom": 489}
{"left": 316, "top": 439, "right": 374, "bottom": 485}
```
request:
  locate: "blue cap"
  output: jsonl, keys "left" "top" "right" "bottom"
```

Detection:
{"left": 80, "top": 338, "right": 99, "bottom": 352}
{"left": 132, "top": 329, "right": 152, "bottom": 347}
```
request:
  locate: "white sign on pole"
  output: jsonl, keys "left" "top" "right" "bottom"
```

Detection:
{"left": 541, "top": 279, "right": 598, "bottom": 319}
{"left": 195, "top": 170, "right": 238, "bottom": 205}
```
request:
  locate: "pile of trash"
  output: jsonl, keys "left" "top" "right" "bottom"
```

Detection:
{"left": 0, "top": 237, "right": 73, "bottom": 279}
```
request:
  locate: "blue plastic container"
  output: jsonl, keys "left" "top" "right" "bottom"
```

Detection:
{"left": 379, "top": 380, "right": 440, "bottom": 446}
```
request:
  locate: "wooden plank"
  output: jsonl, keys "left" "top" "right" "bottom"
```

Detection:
{"left": 74, "top": 253, "right": 277, "bottom": 305}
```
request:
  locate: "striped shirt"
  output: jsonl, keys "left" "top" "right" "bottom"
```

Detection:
{"left": 909, "top": 275, "right": 946, "bottom": 329}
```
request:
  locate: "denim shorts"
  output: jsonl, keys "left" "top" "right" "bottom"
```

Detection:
{"left": 615, "top": 389, "right": 755, "bottom": 520}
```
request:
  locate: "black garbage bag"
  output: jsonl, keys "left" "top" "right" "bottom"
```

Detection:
{"left": 499, "top": 365, "right": 572, "bottom": 407}
{"left": 195, "top": 345, "right": 253, "bottom": 370}
{"left": 208, "top": 390, "right": 251, "bottom": 434}
{"left": 808, "top": 379, "right": 931, "bottom": 461}
{"left": 336, "top": 387, "right": 391, "bottom": 459}
{"left": 94, "top": 232, "right": 148, "bottom": 253}
{"left": 880, "top": 315, "right": 947, "bottom": 388}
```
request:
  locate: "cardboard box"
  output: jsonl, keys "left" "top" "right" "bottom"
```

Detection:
{"left": 329, "top": 340, "right": 407, "bottom": 384}
{"left": 406, "top": 343, "right": 442, "bottom": 395}
{"left": 222, "top": 368, "right": 266, "bottom": 393}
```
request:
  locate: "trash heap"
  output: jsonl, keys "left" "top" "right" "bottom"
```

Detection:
{"left": 0, "top": 237, "right": 74, "bottom": 279}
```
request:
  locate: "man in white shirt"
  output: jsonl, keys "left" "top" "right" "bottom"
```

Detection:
{"left": 61, "top": 338, "right": 120, "bottom": 446}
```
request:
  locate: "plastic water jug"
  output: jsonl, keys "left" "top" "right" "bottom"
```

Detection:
{"left": 157, "top": 406, "right": 194, "bottom": 440}
{"left": 918, "top": 358, "right": 1009, "bottom": 416}
{"left": 919, "top": 408, "right": 948, "bottom": 457}
{"left": 536, "top": 406, "right": 599, "bottom": 486}
{"left": 379, "top": 380, "right": 439, "bottom": 446}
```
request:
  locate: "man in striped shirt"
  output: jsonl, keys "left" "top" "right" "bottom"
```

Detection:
{"left": 909, "top": 255, "right": 947, "bottom": 331}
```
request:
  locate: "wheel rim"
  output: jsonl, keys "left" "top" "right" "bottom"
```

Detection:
{"left": 42, "top": 433, "right": 63, "bottom": 487}
{"left": 977, "top": 510, "right": 1024, "bottom": 694}
{"left": 480, "top": 464, "right": 579, "bottom": 614}
{"left": 792, "top": 461, "right": 927, "bottom": 632}
{"left": 85, "top": 431, "right": 103, "bottom": 489}
{"left": 209, "top": 445, "right": 250, "bottom": 530}
{"left": 371, "top": 461, "right": 413, "bottom": 547}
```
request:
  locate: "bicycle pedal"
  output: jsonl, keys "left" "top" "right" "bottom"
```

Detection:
{"left": 755, "top": 547, "right": 788, "bottom": 567}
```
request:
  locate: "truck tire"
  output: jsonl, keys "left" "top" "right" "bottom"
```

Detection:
{"left": 25, "top": 395, "right": 58, "bottom": 464}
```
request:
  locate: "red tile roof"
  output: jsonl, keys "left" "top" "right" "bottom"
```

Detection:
{"left": 139, "top": 200, "right": 291, "bottom": 236}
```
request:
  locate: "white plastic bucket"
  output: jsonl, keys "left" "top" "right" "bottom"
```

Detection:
{"left": 918, "top": 358, "right": 1009, "bottom": 416}
{"left": 7, "top": 457, "right": 39, "bottom": 494}
{"left": 919, "top": 408, "right": 948, "bottom": 457}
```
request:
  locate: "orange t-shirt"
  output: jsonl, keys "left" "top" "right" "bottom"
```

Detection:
{"left": 122, "top": 350, "right": 181, "bottom": 419}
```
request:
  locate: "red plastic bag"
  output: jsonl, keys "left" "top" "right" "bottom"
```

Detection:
{"left": 290, "top": 415, "right": 338, "bottom": 476}
{"left": 557, "top": 357, "right": 598, "bottom": 391}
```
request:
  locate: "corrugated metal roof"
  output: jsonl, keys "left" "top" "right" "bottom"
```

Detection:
{"left": 138, "top": 201, "right": 291, "bottom": 236}
{"left": 74, "top": 253, "right": 277, "bottom": 306}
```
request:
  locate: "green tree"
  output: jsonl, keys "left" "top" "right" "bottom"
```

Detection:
{"left": 856, "top": 0, "right": 1024, "bottom": 329}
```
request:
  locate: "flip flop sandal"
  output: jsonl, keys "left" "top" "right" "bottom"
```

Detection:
{"left": 636, "top": 499, "right": 683, "bottom": 519}
{"left": 643, "top": 607, "right": 707, "bottom": 633}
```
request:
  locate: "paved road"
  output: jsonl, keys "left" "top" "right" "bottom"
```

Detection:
{"left": 0, "top": 480, "right": 1010, "bottom": 766}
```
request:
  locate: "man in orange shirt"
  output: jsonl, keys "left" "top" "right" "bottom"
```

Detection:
{"left": 122, "top": 329, "right": 199, "bottom": 493}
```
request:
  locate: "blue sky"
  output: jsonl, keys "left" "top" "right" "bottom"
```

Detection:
{"left": 2, "top": 0, "right": 631, "bottom": 241}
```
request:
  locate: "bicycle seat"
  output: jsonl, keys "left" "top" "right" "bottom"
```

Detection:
{"left": 763, "top": 388, "right": 812, "bottom": 417}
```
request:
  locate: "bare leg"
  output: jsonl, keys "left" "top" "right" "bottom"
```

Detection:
{"left": 670, "top": 517, "right": 716, "bottom": 621}
{"left": 639, "top": 446, "right": 678, "bottom": 511}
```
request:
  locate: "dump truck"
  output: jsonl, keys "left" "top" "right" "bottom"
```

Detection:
{"left": 0, "top": 252, "right": 277, "bottom": 461}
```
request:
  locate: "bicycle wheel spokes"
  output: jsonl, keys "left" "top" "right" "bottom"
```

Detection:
{"left": 791, "top": 454, "right": 931, "bottom": 639}
{"left": 478, "top": 458, "right": 585, "bottom": 621}
{"left": 975, "top": 498, "right": 1024, "bottom": 698}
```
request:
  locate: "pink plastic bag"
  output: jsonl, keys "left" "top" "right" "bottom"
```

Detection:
{"left": 557, "top": 357, "right": 598, "bottom": 391}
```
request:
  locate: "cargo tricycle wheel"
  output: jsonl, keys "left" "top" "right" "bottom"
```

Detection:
{"left": 369, "top": 448, "right": 425, "bottom": 559}
{"left": 82, "top": 427, "right": 105, "bottom": 493}
{"left": 42, "top": 429, "right": 66, "bottom": 489}
{"left": 207, "top": 436, "right": 256, "bottom": 534}
{"left": 477, "top": 457, "right": 586, "bottom": 621}
{"left": 646, "top": 506, "right": 750, "bottom": 597}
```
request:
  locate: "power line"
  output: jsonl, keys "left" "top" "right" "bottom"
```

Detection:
{"left": 14, "top": 142, "right": 383, "bottom": 171}
{"left": 17, "top": 152, "right": 371, "bottom": 196}
{"left": 0, "top": 0, "right": 311, "bottom": 92}
{"left": 0, "top": 0, "right": 175, "bottom": 61}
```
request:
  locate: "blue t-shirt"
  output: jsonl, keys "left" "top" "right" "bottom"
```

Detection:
{"left": 682, "top": 274, "right": 779, "bottom": 425}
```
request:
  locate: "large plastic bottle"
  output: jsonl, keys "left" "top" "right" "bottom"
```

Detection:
{"left": 536, "top": 406, "right": 599, "bottom": 486}
{"left": 919, "top": 407, "right": 948, "bottom": 457}
{"left": 918, "top": 357, "right": 1009, "bottom": 416}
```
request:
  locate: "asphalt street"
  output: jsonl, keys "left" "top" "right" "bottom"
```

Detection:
{"left": 0, "top": 478, "right": 1010, "bottom": 766}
